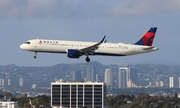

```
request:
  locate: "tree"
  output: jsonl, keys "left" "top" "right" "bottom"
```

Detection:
{"left": 17, "top": 94, "right": 29, "bottom": 107}
{"left": 107, "top": 96, "right": 115, "bottom": 107}
{"left": 3, "top": 92, "right": 12, "bottom": 98}
{"left": 163, "top": 102, "right": 171, "bottom": 108}
{"left": 174, "top": 92, "right": 178, "bottom": 99}
{"left": 115, "top": 94, "right": 126, "bottom": 100}
{"left": 31, "top": 95, "right": 50, "bottom": 107}
{"left": 157, "top": 101, "right": 166, "bottom": 108}
{"left": 136, "top": 93, "right": 144, "bottom": 102}
{"left": 158, "top": 96, "right": 164, "bottom": 101}
{"left": 128, "top": 102, "right": 141, "bottom": 108}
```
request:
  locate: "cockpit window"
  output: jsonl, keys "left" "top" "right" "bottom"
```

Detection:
{"left": 25, "top": 42, "right": 31, "bottom": 44}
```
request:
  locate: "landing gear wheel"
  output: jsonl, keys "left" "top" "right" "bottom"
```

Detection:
{"left": 86, "top": 57, "right": 90, "bottom": 62}
{"left": 34, "top": 56, "right": 37, "bottom": 59}
{"left": 34, "top": 52, "right": 37, "bottom": 59}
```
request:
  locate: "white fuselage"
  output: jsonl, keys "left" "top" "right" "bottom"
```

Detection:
{"left": 20, "top": 39, "right": 158, "bottom": 57}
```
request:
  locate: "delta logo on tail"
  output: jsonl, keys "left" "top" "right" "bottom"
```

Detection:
{"left": 135, "top": 27, "right": 157, "bottom": 46}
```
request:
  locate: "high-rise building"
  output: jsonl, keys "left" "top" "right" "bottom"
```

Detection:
{"left": 129, "top": 68, "right": 137, "bottom": 84}
{"left": 118, "top": 68, "right": 127, "bottom": 88}
{"left": 86, "top": 66, "right": 97, "bottom": 81}
{"left": 72, "top": 70, "right": 82, "bottom": 81}
{"left": 179, "top": 77, "right": 180, "bottom": 88}
{"left": 1, "top": 79, "right": 4, "bottom": 86}
{"left": 155, "top": 81, "right": 159, "bottom": 87}
{"left": 149, "top": 82, "right": 152, "bottom": 87}
{"left": 159, "top": 81, "right": 164, "bottom": 87}
{"left": 96, "top": 74, "right": 98, "bottom": 81}
{"left": 32, "top": 84, "right": 37, "bottom": 89}
{"left": 0, "top": 78, "right": 1, "bottom": 86}
{"left": 19, "top": 78, "right": 23, "bottom": 87}
{"left": 169, "top": 77, "right": 174, "bottom": 88}
{"left": 127, "top": 79, "right": 136, "bottom": 88}
{"left": 104, "top": 69, "right": 113, "bottom": 86}
{"left": 118, "top": 67, "right": 137, "bottom": 88}
{"left": 51, "top": 81, "right": 106, "bottom": 108}
{"left": 7, "top": 79, "right": 11, "bottom": 86}
{"left": 155, "top": 81, "right": 164, "bottom": 87}
{"left": 114, "top": 80, "right": 118, "bottom": 87}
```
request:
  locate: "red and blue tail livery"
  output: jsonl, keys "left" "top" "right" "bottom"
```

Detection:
{"left": 135, "top": 27, "right": 157, "bottom": 46}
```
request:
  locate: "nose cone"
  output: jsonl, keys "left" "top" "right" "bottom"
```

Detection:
{"left": 20, "top": 44, "right": 25, "bottom": 50}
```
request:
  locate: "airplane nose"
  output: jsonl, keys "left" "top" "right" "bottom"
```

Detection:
{"left": 20, "top": 44, "right": 25, "bottom": 50}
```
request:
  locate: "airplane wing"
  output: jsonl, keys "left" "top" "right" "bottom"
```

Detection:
{"left": 80, "top": 36, "right": 106, "bottom": 55}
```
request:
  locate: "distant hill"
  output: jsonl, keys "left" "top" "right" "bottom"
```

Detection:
{"left": 0, "top": 62, "right": 180, "bottom": 89}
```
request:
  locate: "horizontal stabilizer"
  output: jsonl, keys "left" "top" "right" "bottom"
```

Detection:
{"left": 142, "top": 46, "right": 155, "bottom": 50}
{"left": 142, "top": 46, "right": 159, "bottom": 51}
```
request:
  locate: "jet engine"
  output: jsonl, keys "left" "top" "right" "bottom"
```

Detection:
{"left": 67, "top": 49, "right": 81, "bottom": 58}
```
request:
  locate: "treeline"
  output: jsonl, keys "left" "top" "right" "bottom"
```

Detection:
{"left": 108, "top": 88, "right": 180, "bottom": 95}
{"left": 107, "top": 93, "right": 180, "bottom": 108}
{"left": 0, "top": 92, "right": 50, "bottom": 108}
{"left": 1, "top": 92, "right": 180, "bottom": 108}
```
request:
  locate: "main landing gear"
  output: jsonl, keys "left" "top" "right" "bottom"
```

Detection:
{"left": 86, "top": 56, "right": 90, "bottom": 62}
{"left": 34, "top": 52, "right": 37, "bottom": 59}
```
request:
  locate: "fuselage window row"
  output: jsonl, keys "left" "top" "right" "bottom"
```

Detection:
{"left": 40, "top": 41, "right": 124, "bottom": 49}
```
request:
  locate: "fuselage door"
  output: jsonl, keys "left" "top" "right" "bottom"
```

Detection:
{"left": 34, "top": 39, "right": 42, "bottom": 51}
{"left": 34, "top": 39, "right": 38, "bottom": 48}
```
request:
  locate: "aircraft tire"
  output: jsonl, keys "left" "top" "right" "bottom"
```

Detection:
{"left": 86, "top": 57, "right": 90, "bottom": 62}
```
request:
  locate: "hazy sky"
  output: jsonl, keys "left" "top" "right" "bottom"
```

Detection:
{"left": 0, "top": 0, "right": 180, "bottom": 66}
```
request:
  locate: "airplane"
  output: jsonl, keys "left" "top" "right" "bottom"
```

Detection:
{"left": 20, "top": 27, "right": 158, "bottom": 62}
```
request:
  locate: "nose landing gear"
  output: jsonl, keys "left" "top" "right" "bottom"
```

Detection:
{"left": 34, "top": 52, "right": 37, "bottom": 59}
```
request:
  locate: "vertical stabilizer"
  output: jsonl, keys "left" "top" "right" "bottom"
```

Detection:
{"left": 135, "top": 27, "right": 157, "bottom": 46}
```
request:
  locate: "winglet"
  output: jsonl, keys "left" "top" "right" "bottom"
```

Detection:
{"left": 104, "top": 40, "right": 107, "bottom": 43}
{"left": 100, "top": 35, "right": 106, "bottom": 43}
{"left": 135, "top": 27, "right": 157, "bottom": 46}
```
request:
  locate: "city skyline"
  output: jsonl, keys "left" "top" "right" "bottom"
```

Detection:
{"left": 1, "top": 63, "right": 180, "bottom": 89}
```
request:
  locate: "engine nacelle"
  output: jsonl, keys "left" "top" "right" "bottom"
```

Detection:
{"left": 67, "top": 49, "right": 81, "bottom": 58}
